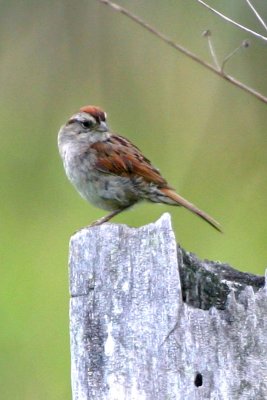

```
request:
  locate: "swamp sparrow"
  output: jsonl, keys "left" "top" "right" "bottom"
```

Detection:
{"left": 58, "top": 105, "right": 221, "bottom": 231}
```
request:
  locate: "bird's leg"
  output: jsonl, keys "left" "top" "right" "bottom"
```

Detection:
{"left": 89, "top": 206, "right": 130, "bottom": 227}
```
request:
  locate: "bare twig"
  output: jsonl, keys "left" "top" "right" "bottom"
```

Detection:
{"left": 96, "top": 0, "right": 267, "bottom": 104}
{"left": 196, "top": 0, "right": 267, "bottom": 42}
{"left": 221, "top": 40, "right": 250, "bottom": 72}
{"left": 246, "top": 0, "right": 267, "bottom": 32}
{"left": 202, "top": 30, "right": 220, "bottom": 69}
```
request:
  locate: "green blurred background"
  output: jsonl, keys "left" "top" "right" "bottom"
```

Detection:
{"left": 1, "top": 0, "right": 267, "bottom": 398}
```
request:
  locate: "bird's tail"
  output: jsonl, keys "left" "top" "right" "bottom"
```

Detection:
{"left": 161, "top": 188, "right": 222, "bottom": 232}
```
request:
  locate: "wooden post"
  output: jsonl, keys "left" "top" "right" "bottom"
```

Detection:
{"left": 69, "top": 213, "right": 266, "bottom": 400}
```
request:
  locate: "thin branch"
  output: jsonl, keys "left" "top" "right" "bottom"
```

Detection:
{"left": 221, "top": 40, "right": 250, "bottom": 73}
{"left": 96, "top": 0, "right": 267, "bottom": 104}
{"left": 202, "top": 30, "right": 220, "bottom": 69}
{"left": 196, "top": 0, "right": 267, "bottom": 42}
{"left": 246, "top": 0, "right": 267, "bottom": 32}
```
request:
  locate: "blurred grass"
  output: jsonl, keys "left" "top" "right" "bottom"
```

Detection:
{"left": 1, "top": 0, "right": 267, "bottom": 398}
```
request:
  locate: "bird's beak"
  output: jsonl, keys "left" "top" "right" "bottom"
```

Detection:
{"left": 98, "top": 121, "right": 108, "bottom": 132}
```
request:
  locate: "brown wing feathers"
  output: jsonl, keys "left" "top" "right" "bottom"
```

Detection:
{"left": 91, "top": 137, "right": 167, "bottom": 186}
{"left": 91, "top": 136, "right": 221, "bottom": 232}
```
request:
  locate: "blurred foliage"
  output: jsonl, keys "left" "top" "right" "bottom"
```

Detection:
{"left": 1, "top": 0, "right": 267, "bottom": 398}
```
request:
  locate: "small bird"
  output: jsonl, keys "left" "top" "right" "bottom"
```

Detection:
{"left": 58, "top": 105, "right": 221, "bottom": 231}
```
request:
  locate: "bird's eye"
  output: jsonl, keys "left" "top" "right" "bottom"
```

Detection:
{"left": 81, "top": 120, "right": 94, "bottom": 129}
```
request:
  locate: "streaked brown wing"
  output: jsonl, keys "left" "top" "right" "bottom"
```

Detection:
{"left": 90, "top": 135, "right": 168, "bottom": 187}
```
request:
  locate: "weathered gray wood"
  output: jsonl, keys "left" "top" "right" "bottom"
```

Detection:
{"left": 69, "top": 213, "right": 267, "bottom": 400}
